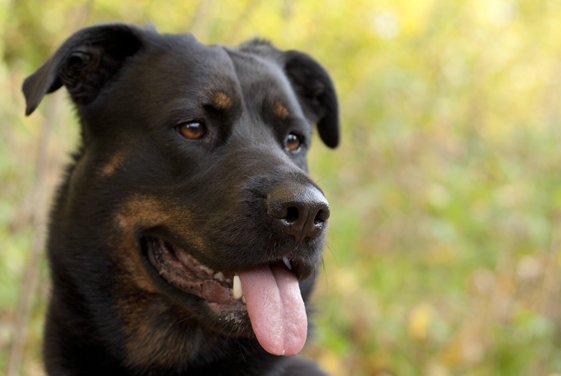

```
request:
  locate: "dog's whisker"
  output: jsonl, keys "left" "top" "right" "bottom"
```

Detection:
{"left": 314, "top": 174, "right": 334, "bottom": 184}
{"left": 324, "top": 241, "right": 339, "bottom": 264}
{"left": 173, "top": 315, "right": 197, "bottom": 325}
{"left": 325, "top": 224, "right": 341, "bottom": 232}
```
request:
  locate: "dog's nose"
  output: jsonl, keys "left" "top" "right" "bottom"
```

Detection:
{"left": 267, "top": 185, "right": 330, "bottom": 242}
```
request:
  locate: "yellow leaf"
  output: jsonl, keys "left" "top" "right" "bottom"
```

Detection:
{"left": 407, "top": 303, "right": 434, "bottom": 341}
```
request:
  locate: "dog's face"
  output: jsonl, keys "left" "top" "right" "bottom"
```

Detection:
{"left": 24, "top": 24, "right": 338, "bottom": 370}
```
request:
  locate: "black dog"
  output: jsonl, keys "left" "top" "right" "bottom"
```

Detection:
{"left": 23, "top": 23, "right": 339, "bottom": 376}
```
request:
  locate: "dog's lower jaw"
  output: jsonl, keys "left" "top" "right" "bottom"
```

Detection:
{"left": 43, "top": 297, "right": 274, "bottom": 375}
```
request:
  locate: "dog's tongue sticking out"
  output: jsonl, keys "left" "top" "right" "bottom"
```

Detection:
{"left": 238, "top": 263, "right": 307, "bottom": 356}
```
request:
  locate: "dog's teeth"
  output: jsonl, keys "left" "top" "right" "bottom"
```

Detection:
{"left": 214, "top": 272, "right": 225, "bottom": 281}
{"left": 282, "top": 257, "right": 292, "bottom": 270}
{"left": 242, "top": 296, "right": 246, "bottom": 304}
{"left": 226, "top": 278, "right": 232, "bottom": 283}
{"left": 233, "top": 275, "right": 243, "bottom": 299}
{"left": 200, "top": 265, "right": 214, "bottom": 275}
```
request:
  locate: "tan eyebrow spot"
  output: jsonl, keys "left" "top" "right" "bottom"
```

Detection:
{"left": 101, "top": 153, "right": 124, "bottom": 176}
{"left": 211, "top": 92, "right": 233, "bottom": 110}
{"left": 274, "top": 101, "right": 289, "bottom": 119}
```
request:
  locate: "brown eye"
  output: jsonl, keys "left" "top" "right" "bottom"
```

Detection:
{"left": 285, "top": 133, "right": 302, "bottom": 152}
{"left": 177, "top": 122, "right": 206, "bottom": 139}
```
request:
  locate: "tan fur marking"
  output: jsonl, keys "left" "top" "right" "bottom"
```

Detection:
{"left": 274, "top": 101, "right": 289, "bottom": 119}
{"left": 212, "top": 92, "right": 233, "bottom": 110}
{"left": 114, "top": 196, "right": 205, "bottom": 250}
{"left": 111, "top": 195, "right": 209, "bottom": 368}
{"left": 112, "top": 196, "right": 204, "bottom": 292}
{"left": 101, "top": 153, "right": 124, "bottom": 176}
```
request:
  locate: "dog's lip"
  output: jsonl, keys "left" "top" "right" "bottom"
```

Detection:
{"left": 146, "top": 237, "right": 246, "bottom": 308}
{"left": 144, "top": 236, "right": 303, "bottom": 309}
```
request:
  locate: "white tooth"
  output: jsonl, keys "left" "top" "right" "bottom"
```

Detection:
{"left": 214, "top": 272, "right": 225, "bottom": 281}
{"left": 242, "top": 296, "right": 246, "bottom": 304}
{"left": 226, "top": 278, "right": 232, "bottom": 283}
{"left": 233, "top": 275, "right": 243, "bottom": 299}
{"left": 200, "top": 265, "right": 214, "bottom": 274}
{"left": 283, "top": 257, "right": 292, "bottom": 270}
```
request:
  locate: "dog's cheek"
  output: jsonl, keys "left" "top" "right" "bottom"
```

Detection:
{"left": 111, "top": 214, "right": 160, "bottom": 295}
{"left": 119, "top": 297, "right": 209, "bottom": 370}
{"left": 108, "top": 197, "right": 216, "bottom": 369}
{"left": 110, "top": 195, "right": 209, "bottom": 291}
{"left": 111, "top": 196, "right": 178, "bottom": 286}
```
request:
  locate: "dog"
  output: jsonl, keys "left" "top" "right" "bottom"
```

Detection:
{"left": 23, "top": 23, "right": 339, "bottom": 376}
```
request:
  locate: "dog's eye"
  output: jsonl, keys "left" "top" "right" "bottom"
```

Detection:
{"left": 285, "top": 133, "right": 302, "bottom": 152}
{"left": 177, "top": 122, "right": 206, "bottom": 139}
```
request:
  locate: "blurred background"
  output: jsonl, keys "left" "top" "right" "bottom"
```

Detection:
{"left": 2, "top": 0, "right": 561, "bottom": 375}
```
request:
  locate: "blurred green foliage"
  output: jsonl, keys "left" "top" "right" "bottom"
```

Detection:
{"left": 2, "top": 0, "right": 561, "bottom": 375}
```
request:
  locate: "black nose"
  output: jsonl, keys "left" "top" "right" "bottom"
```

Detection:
{"left": 267, "top": 185, "right": 330, "bottom": 242}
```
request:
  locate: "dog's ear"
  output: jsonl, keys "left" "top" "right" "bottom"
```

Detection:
{"left": 23, "top": 24, "right": 145, "bottom": 116}
{"left": 284, "top": 51, "right": 340, "bottom": 148}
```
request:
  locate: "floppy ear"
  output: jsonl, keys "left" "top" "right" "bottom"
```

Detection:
{"left": 22, "top": 24, "right": 145, "bottom": 116}
{"left": 284, "top": 51, "right": 340, "bottom": 148}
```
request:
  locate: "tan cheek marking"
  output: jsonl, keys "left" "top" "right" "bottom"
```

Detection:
{"left": 113, "top": 203, "right": 162, "bottom": 294}
{"left": 212, "top": 92, "right": 233, "bottom": 110}
{"left": 114, "top": 195, "right": 206, "bottom": 263}
{"left": 274, "top": 101, "right": 289, "bottom": 119}
{"left": 112, "top": 196, "right": 193, "bottom": 293}
{"left": 111, "top": 195, "right": 209, "bottom": 367}
{"left": 101, "top": 153, "right": 124, "bottom": 176}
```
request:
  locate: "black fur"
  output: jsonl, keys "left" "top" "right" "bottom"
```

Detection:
{"left": 23, "top": 24, "right": 339, "bottom": 376}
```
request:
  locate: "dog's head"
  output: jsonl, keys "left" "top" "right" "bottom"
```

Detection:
{"left": 24, "top": 24, "right": 339, "bottom": 369}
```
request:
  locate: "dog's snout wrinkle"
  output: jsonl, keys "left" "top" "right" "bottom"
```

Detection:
{"left": 267, "top": 185, "right": 330, "bottom": 243}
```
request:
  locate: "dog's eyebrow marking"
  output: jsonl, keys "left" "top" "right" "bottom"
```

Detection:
{"left": 274, "top": 101, "right": 289, "bottom": 120}
{"left": 211, "top": 92, "right": 233, "bottom": 110}
{"left": 101, "top": 153, "right": 124, "bottom": 176}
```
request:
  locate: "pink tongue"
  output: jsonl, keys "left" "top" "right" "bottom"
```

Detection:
{"left": 238, "top": 263, "right": 307, "bottom": 356}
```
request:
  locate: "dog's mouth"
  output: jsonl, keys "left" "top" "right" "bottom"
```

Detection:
{"left": 146, "top": 237, "right": 245, "bottom": 309}
{"left": 144, "top": 236, "right": 308, "bottom": 356}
